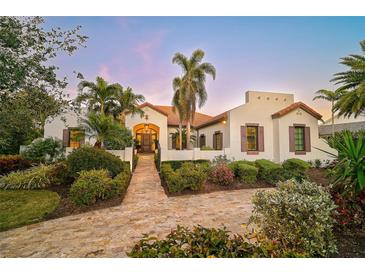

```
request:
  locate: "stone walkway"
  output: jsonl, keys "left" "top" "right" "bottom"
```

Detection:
{"left": 0, "top": 154, "right": 266, "bottom": 257}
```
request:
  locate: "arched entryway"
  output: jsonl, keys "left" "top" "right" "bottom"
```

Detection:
{"left": 134, "top": 123, "right": 160, "bottom": 153}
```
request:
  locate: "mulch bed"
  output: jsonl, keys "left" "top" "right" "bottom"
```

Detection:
{"left": 44, "top": 184, "right": 127, "bottom": 220}
{"left": 161, "top": 178, "right": 273, "bottom": 197}
{"left": 334, "top": 229, "right": 365, "bottom": 258}
{"left": 306, "top": 167, "right": 330, "bottom": 187}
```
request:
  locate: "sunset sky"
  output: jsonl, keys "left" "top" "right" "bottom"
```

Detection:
{"left": 45, "top": 17, "right": 365, "bottom": 120}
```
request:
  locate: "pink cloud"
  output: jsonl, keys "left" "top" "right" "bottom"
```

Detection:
{"left": 98, "top": 64, "right": 111, "bottom": 81}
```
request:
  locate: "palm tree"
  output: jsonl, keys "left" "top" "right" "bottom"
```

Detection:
{"left": 313, "top": 89, "right": 341, "bottom": 137}
{"left": 172, "top": 77, "right": 187, "bottom": 150}
{"left": 331, "top": 40, "right": 365, "bottom": 118}
{"left": 109, "top": 86, "right": 145, "bottom": 123}
{"left": 81, "top": 112, "right": 124, "bottom": 148}
{"left": 76, "top": 76, "right": 122, "bottom": 115}
{"left": 172, "top": 49, "right": 216, "bottom": 149}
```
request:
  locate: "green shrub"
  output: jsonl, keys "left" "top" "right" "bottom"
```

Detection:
{"left": 21, "top": 137, "right": 64, "bottom": 163}
{"left": 255, "top": 159, "right": 284, "bottom": 185}
{"left": 229, "top": 162, "right": 258, "bottom": 184}
{"left": 162, "top": 163, "right": 207, "bottom": 193}
{"left": 200, "top": 146, "right": 213, "bottom": 151}
{"left": 161, "top": 160, "right": 210, "bottom": 170}
{"left": 314, "top": 159, "right": 322, "bottom": 168}
{"left": 282, "top": 158, "right": 310, "bottom": 182}
{"left": 0, "top": 164, "right": 58, "bottom": 190}
{"left": 108, "top": 169, "right": 131, "bottom": 198}
{"left": 69, "top": 169, "right": 112, "bottom": 206}
{"left": 66, "top": 146, "right": 125, "bottom": 178}
{"left": 250, "top": 180, "right": 337, "bottom": 257}
{"left": 128, "top": 225, "right": 307, "bottom": 258}
{"left": 104, "top": 126, "right": 133, "bottom": 150}
{"left": 209, "top": 163, "right": 234, "bottom": 186}
{"left": 0, "top": 155, "right": 31, "bottom": 175}
{"left": 133, "top": 154, "right": 138, "bottom": 171}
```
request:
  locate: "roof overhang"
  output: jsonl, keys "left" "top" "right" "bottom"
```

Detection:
{"left": 271, "top": 102, "right": 322, "bottom": 120}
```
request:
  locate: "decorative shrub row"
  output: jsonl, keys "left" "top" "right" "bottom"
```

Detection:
{"left": 255, "top": 159, "right": 284, "bottom": 184}
{"left": 128, "top": 225, "right": 307, "bottom": 258}
{"left": 229, "top": 161, "right": 258, "bottom": 184}
{"left": 65, "top": 146, "right": 126, "bottom": 178}
{"left": 161, "top": 162, "right": 207, "bottom": 193}
{"left": 69, "top": 168, "right": 131, "bottom": 206}
{"left": 0, "top": 155, "right": 31, "bottom": 175}
{"left": 282, "top": 158, "right": 311, "bottom": 182}
{"left": 161, "top": 160, "right": 210, "bottom": 171}
{"left": 0, "top": 164, "right": 62, "bottom": 190}
{"left": 250, "top": 180, "right": 337, "bottom": 257}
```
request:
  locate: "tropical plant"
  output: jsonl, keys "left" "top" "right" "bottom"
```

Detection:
{"left": 172, "top": 78, "right": 187, "bottom": 150}
{"left": 332, "top": 40, "right": 365, "bottom": 118}
{"left": 108, "top": 86, "right": 145, "bottom": 123}
{"left": 313, "top": 88, "right": 342, "bottom": 136}
{"left": 76, "top": 76, "right": 122, "bottom": 115}
{"left": 0, "top": 155, "right": 31, "bottom": 175}
{"left": 80, "top": 112, "right": 130, "bottom": 148}
{"left": 170, "top": 128, "right": 196, "bottom": 150}
{"left": 172, "top": 49, "right": 216, "bottom": 149}
{"left": 325, "top": 130, "right": 365, "bottom": 195}
{"left": 21, "top": 137, "right": 64, "bottom": 163}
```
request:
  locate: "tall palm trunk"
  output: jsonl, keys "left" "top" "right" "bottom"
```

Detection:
{"left": 186, "top": 120, "right": 191, "bottom": 150}
{"left": 179, "top": 123, "right": 183, "bottom": 150}
{"left": 331, "top": 101, "right": 335, "bottom": 137}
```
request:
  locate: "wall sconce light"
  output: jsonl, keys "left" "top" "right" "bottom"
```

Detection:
{"left": 222, "top": 120, "right": 227, "bottom": 124}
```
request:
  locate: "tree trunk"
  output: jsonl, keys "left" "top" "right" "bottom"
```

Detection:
{"left": 179, "top": 123, "right": 183, "bottom": 150}
{"left": 186, "top": 120, "right": 191, "bottom": 150}
{"left": 331, "top": 101, "right": 335, "bottom": 137}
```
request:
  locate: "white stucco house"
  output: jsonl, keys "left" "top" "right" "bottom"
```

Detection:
{"left": 44, "top": 90, "right": 334, "bottom": 163}
{"left": 319, "top": 112, "right": 365, "bottom": 138}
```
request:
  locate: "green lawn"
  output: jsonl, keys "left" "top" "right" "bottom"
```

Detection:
{"left": 0, "top": 190, "right": 60, "bottom": 231}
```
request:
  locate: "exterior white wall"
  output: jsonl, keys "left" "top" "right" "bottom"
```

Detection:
{"left": 228, "top": 91, "right": 294, "bottom": 161}
{"left": 323, "top": 113, "right": 365, "bottom": 125}
{"left": 165, "top": 148, "right": 225, "bottom": 161}
{"left": 44, "top": 109, "right": 96, "bottom": 145}
{"left": 197, "top": 121, "right": 229, "bottom": 148}
{"left": 275, "top": 109, "right": 337, "bottom": 162}
{"left": 125, "top": 106, "right": 169, "bottom": 161}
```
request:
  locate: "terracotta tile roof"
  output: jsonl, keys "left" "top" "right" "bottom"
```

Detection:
{"left": 271, "top": 101, "right": 322, "bottom": 120}
{"left": 137, "top": 102, "right": 213, "bottom": 127}
{"left": 195, "top": 111, "right": 228, "bottom": 129}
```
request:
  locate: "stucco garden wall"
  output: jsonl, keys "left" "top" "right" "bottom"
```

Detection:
{"left": 197, "top": 121, "right": 229, "bottom": 148}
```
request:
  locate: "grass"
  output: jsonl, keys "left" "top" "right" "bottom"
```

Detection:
{"left": 0, "top": 190, "right": 60, "bottom": 231}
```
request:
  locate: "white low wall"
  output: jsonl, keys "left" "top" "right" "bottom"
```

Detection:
{"left": 164, "top": 148, "right": 226, "bottom": 161}
{"left": 65, "top": 147, "right": 134, "bottom": 171}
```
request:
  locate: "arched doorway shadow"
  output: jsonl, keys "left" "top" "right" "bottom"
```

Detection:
{"left": 133, "top": 123, "right": 160, "bottom": 153}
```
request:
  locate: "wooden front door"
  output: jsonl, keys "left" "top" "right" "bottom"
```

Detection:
{"left": 141, "top": 133, "right": 152, "bottom": 153}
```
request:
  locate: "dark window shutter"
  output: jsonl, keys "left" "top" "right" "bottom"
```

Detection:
{"left": 219, "top": 132, "right": 223, "bottom": 150}
{"left": 213, "top": 134, "right": 217, "bottom": 150}
{"left": 63, "top": 129, "right": 70, "bottom": 147}
{"left": 305, "top": 127, "right": 311, "bottom": 152}
{"left": 80, "top": 130, "right": 85, "bottom": 145}
{"left": 258, "top": 126, "right": 264, "bottom": 152}
{"left": 289, "top": 126, "right": 295, "bottom": 152}
{"left": 172, "top": 135, "right": 176, "bottom": 149}
{"left": 241, "top": 126, "right": 247, "bottom": 152}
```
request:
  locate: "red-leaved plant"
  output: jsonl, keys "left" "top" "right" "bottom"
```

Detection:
{"left": 209, "top": 163, "right": 234, "bottom": 186}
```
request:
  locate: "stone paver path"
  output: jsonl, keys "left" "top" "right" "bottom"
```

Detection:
{"left": 0, "top": 154, "right": 266, "bottom": 257}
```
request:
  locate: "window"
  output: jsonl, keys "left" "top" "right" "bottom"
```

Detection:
{"left": 213, "top": 132, "right": 223, "bottom": 150}
{"left": 294, "top": 126, "right": 305, "bottom": 151}
{"left": 246, "top": 126, "right": 258, "bottom": 151}
{"left": 199, "top": 134, "right": 206, "bottom": 148}
{"left": 69, "top": 128, "right": 84, "bottom": 148}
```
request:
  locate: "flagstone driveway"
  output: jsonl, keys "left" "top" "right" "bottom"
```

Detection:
{"left": 0, "top": 154, "right": 266, "bottom": 257}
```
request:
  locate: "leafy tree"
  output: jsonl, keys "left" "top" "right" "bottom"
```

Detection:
{"left": 81, "top": 112, "right": 131, "bottom": 148}
{"left": 172, "top": 49, "right": 216, "bottom": 149}
{"left": 76, "top": 76, "right": 122, "bottom": 115}
{"left": 108, "top": 86, "right": 145, "bottom": 123}
{"left": 313, "top": 89, "right": 342, "bottom": 137}
{"left": 332, "top": 40, "right": 365, "bottom": 118}
{"left": 170, "top": 128, "right": 196, "bottom": 150}
{"left": 0, "top": 16, "right": 87, "bottom": 96}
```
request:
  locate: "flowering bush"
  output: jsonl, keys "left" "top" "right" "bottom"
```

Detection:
{"left": 250, "top": 180, "right": 337, "bottom": 257}
{"left": 209, "top": 163, "right": 234, "bottom": 186}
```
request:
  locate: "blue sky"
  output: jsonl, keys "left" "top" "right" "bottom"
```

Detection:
{"left": 45, "top": 17, "right": 365, "bottom": 119}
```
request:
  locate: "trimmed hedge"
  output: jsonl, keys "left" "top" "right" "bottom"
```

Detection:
{"left": 66, "top": 146, "right": 125, "bottom": 178}
{"left": 0, "top": 155, "right": 31, "bottom": 175}
{"left": 255, "top": 159, "right": 284, "bottom": 185}
{"left": 282, "top": 158, "right": 310, "bottom": 182}
{"left": 0, "top": 164, "right": 61, "bottom": 190}
{"left": 229, "top": 162, "right": 258, "bottom": 184}
{"left": 161, "top": 160, "right": 210, "bottom": 171}
{"left": 161, "top": 162, "right": 207, "bottom": 193}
